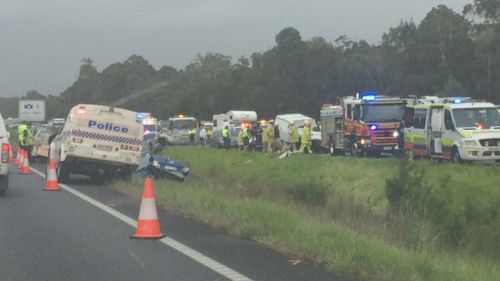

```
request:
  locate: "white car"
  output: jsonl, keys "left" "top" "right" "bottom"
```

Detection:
{"left": 0, "top": 113, "right": 10, "bottom": 195}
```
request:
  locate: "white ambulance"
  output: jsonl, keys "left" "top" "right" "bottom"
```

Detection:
{"left": 50, "top": 104, "right": 144, "bottom": 182}
{"left": 405, "top": 98, "right": 500, "bottom": 162}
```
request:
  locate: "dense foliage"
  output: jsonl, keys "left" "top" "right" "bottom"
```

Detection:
{"left": 2, "top": 2, "right": 500, "bottom": 121}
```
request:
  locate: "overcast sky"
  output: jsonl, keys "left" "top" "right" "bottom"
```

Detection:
{"left": 1, "top": 0, "right": 471, "bottom": 98}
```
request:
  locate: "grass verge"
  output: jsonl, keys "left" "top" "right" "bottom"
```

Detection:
{"left": 112, "top": 147, "right": 500, "bottom": 281}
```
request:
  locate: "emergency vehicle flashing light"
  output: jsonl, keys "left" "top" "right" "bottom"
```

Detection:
{"left": 369, "top": 124, "right": 378, "bottom": 131}
{"left": 361, "top": 92, "right": 377, "bottom": 101}
{"left": 453, "top": 97, "right": 463, "bottom": 104}
{"left": 136, "top": 112, "right": 144, "bottom": 122}
{"left": 77, "top": 107, "right": 86, "bottom": 115}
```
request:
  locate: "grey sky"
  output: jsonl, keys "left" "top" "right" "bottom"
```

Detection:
{"left": 1, "top": 0, "right": 471, "bottom": 98}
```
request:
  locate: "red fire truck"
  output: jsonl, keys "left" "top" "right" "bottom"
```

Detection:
{"left": 340, "top": 92, "right": 406, "bottom": 156}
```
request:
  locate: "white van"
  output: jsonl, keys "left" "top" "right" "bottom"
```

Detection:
{"left": 50, "top": 104, "right": 144, "bottom": 182}
{"left": 405, "top": 98, "right": 500, "bottom": 162}
{"left": 0, "top": 113, "right": 10, "bottom": 195}
{"left": 275, "top": 113, "right": 321, "bottom": 152}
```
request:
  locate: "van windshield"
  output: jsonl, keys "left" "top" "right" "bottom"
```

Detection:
{"left": 361, "top": 104, "right": 405, "bottom": 123}
{"left": 453, "top": 108, "right": 500, "bottom": 129}
{"left": 173, "top": 119, "right": 197, "bottom": 130}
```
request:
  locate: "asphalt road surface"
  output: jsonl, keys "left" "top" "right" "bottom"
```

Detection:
{"left": 0, "top": 162, "right": 347, "bottom": 281}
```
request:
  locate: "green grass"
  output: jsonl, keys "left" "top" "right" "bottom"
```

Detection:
{"left": 112, "top": 147, "right": 500, "bottom": 281}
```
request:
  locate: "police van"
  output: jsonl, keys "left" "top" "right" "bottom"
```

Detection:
{"left": 404, "top": 97, "right": 500, "bottom": 162}
{"left": 50, "top": 104, "right": 144, "bottom": 182}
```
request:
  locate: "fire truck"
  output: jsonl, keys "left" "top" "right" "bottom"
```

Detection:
{"left": 341, "top": 93, "right": 406, "bottom": 156}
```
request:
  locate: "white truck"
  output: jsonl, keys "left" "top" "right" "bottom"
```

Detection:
{"left": 275, "top": 113, "right": 321, "bottom": 152}
{"left": 50, "top": 104, "right": 145, "bottom": 182}
{"left": 160, "top": 115, "right": 198, "bottom": 145}
{"left": 213, "top": 110, "right": 257, "bottom": 129}
{"left": 0, "top": 113, "right": 10, "bottom": 195}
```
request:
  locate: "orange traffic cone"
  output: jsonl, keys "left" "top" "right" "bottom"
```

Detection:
{"left": 19, "top": 150, "right": 31, "bottom": 175}
{"left": 15, "top": 148, "right": 20, "bottom": 166}
{"left": 17, "top": 149, "right": 24, "bottom": 169}
{"left": 44, "top": 159, "right": 60, "bottom": 191}
{"left": 131, "top": 177, "right": 165, "bottom": 239}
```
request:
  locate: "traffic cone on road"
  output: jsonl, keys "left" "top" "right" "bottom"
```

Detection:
{"left": 17, "top": 149, "right": 24, "bottom": 169}
{"left": 19, "top": 150, "right": 31, "bottom": 175}
{"left": 15, "top": 148, "right": 20, "bottom": 166}
{"left": 130, "top": 177, "right": 165, "bottom": 239}
{"left": 43, "top": 159, "right": 60, "bottom": 191}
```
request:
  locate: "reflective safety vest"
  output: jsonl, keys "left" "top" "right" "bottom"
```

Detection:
{"left": 241, "top": 127, "right": 248, "bottom": 138}
{"left": 18, "top": 124, "right": 33, "bottom": 145}
{"left": 207, "top": 128, "right": 214, "bottom": 137}
{"left": 222, "top": 128, "right": 228, "bottom": 138}
{"left": 237, "top": 130, "right": 244, "bottom": 146}
{"left": 302, "top": 126, "right": 311, "bottom": 144}
{"left": 262, "top": 126, "right": 269, "bottom": 142}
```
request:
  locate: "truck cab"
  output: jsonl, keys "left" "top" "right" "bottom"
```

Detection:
{"left": 160, "top": 115, "right": 198, "bottom": 145}
{"left": 341, "top": 93, "right": 406, "bottom": 156}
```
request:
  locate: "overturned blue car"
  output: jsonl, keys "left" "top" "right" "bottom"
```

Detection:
{"left": 136, "top": 136, "right": 190, "bottom": 180}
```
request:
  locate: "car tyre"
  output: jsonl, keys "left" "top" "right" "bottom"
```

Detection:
{"left": 451, "top": 146, "right": 462, "bottom": 163}
{"left": 56, "top": 158, "right": 69, "bottom": 183}
{"left": 0, "top": 175, "right": 8, "bottom": 196}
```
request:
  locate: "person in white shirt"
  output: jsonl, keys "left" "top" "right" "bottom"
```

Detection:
{"left": 199, "top": 127, "right": 207, "bottom": 145}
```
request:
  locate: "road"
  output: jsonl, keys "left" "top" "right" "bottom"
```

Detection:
{"left": 0, "top": 162, "right": 347, "bottom": 281}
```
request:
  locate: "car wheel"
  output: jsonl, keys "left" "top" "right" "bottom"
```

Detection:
{"left": 451, "top": 147, "right": 462, "bottom": 163}
{"left": 0, "top": 175, "right": 8, "bottom": 196}
{"left": 56, "top": 158, "right": 69, "bottom": 183}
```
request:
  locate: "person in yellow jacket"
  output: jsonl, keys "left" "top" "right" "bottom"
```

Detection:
{"left": 237, "top": 127, "right": 244, "bottom": 150}
{"left": 222, "top": 126, "right": 230, "bottom": 149}
{"left": 18, "top": 122, "right": 33, "bottom": 160}
{"left": 299, "top": 121, "right": 311, "bottom": 154}
{"left": 288, "top": 121, "right": 299, "bottom": 152}
{"left": 242, "top": 125, "right": 250, "bottom": 151}
{"left": 261, "top": 123, "right": 270, "bottom": 153}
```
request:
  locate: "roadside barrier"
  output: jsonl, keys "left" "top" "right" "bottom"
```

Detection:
{"left": 43, "top": 159, "right": 60, "bottom": 191}
{"left": 130, "top": 176, "right": 165, "bottom": 239}
{"left": 19, "top": 150, "right": 31, "bottom": 175}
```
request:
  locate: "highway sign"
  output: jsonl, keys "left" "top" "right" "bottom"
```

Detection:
{"left": 19, "top": 100, "right": 46, "bottom": 121}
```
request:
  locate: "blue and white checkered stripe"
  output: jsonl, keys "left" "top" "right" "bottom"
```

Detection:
{"left": 72, "top": 130, "right": 143, "bottom": 146}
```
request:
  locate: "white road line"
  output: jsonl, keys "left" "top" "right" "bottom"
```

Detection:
{"left": 31, "top": 167, "right": 253, "bottom": 281}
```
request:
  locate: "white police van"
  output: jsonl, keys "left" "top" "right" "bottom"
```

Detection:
{"left": 50, "top": 104, "right": 144, "bottom": 182}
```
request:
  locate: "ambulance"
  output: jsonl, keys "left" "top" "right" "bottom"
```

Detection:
{"left": 50, "top": 104, "right": 145, "bottom": 182}
{"left": 404, "top": 97, "right": 500, "bottom": 162}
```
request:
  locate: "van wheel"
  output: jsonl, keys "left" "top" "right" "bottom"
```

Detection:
{"left": 56, "top": 159, "right": 69, "bottom": 183}
{"left": 451, "top": 147, "right": 462, "bottom": 163}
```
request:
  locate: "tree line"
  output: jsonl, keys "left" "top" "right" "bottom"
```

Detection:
{"left": 2, "top": 2, "right": 500, "bottom": 121}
